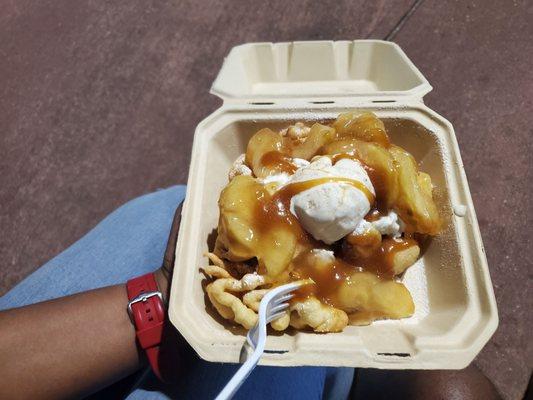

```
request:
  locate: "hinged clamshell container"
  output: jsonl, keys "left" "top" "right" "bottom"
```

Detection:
{"left": 168, "top": 40, "right": 498, "bottom": 369}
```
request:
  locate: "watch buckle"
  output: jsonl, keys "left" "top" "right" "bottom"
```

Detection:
{"left": 127, "top": 291, "right": 163, "bottom": 320}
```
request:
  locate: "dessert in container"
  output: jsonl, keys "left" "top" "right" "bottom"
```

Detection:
{"left": 168, "top": 40, "right": 498, "bottom": 369}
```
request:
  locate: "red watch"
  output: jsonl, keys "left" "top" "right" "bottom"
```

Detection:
{"left": 126, "top": 273, "right": 165, "bottom": 380}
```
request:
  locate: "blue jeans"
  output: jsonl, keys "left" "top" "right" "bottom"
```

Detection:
{"left": 0, "top": 186, "right": 354, "bottom": 400}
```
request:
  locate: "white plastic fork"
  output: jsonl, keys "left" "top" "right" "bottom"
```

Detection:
{"left": 215, "top": 281, "right": 304, "bottom": 400}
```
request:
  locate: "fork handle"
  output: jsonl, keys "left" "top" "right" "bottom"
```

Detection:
{"left": 215, "top": 343, "right": 264, "bottom": 400}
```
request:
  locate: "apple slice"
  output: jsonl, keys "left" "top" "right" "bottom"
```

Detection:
{"left": 333, "top": 111, "right": 390, "bottom": 147}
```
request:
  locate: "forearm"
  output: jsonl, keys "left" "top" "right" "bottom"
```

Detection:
{"left": 0, "top": 284, "right": 143, "bottom": 399}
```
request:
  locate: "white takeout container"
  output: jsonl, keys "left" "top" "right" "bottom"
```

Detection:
{"left": 168, "top": 40, "right": 498, "bottom": 369}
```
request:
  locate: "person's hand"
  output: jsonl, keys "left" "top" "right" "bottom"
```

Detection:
{"left": 151, "top": 202, "right": 193, "bottom": 383}
{"left": 154, "top": 203, "right": 183, "bottom": 304}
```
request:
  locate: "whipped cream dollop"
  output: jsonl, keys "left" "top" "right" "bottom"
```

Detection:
{"left": 258, "top": 158, "right": 310, "bottom": 187}
{"left": 287, "top": 156, "right": 375, "bottom": 244}
{"left": 371, "top": 210, "right": 404, "bottom": 237}
{"left": 228, "top": 154, "right": 252, "bottom": 180}
{"left": 353, "top": 210, "right": 404, "bottom": 239}
{"left": 310, "top": 248, "right": 335, "bottom": 263}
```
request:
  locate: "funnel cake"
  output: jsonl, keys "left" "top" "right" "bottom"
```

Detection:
{"left": 203, "top": 111, "right": 442, "bottom": 332}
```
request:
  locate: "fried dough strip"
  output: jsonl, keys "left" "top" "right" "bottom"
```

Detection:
{"left": 242, "top": 289, "right": 268, "bottom": 311}
{"left": 242, "top": 289, "right": 290, "bottom": 331}
{"left": 290, "top": 297, "right": 348, "bottom": 332}
{"left": 205, "top": 253, "right": 346, "bottom": 332}
{"left": 204, "top": 271, "right": 268, "bottom": 329}
{"left": 206, "top": 252, "right": 227, "bottom": 270}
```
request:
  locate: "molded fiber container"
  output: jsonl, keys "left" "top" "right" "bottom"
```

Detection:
{"left": 168, "top": 40, "right": 498, "bottom": 369}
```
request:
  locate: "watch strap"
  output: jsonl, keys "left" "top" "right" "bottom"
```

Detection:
{"left": 126, "top": 273, "right": 165, "bottom": 380}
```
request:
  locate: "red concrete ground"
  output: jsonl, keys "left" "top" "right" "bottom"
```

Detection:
{"left": 1, "top": 1, "right": 531, "bottom": 398}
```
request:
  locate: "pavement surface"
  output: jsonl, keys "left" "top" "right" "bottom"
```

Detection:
{"left": 1, "top": 1, "right": 531, "bottom": 398}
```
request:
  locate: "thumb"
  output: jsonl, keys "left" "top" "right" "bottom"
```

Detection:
{"left": 162, "top": 202, "right": 184, "bottom": 280}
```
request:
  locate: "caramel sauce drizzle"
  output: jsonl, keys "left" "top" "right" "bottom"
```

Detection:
{"left": 252, "top": 177, "right": 375, "bottom": 238}
{"left": 291, "top": 253, "right": 361, "bottom": 306}
{"left": 251, "top": 151, "right": 417, "bottom": 307}
{"left": 292, "top": 237, "right": 416, "bottom": 307}
{"left": 346, "top": 237, "right": 417, "bottom": 278}
{"left": 260, "top": 151, "right": 298, "bottom": 174}
{"left": 277, "top": 177, "right": 375, "bottom": 204}
{"left": 331, "top": 152, "right": 390, "bottom": 210}
{"left": 251, "top": 176, "right": 376, "bottom": 277}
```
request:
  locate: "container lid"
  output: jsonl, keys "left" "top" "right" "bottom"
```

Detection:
{"left": 211, "top": 40, "right": 432, "bottom": 101}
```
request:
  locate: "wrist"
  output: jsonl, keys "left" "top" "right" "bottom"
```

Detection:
{"left": 126, "top": 272, "right": 167, "bottom": 381}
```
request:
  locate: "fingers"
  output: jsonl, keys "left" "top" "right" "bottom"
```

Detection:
{"left": 162, "top": 203, "right": 184, "bottom": 278}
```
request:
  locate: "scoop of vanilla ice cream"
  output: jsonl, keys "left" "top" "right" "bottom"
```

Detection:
{"left": 288, "top": 157, "right": 375, "bottom": 244}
